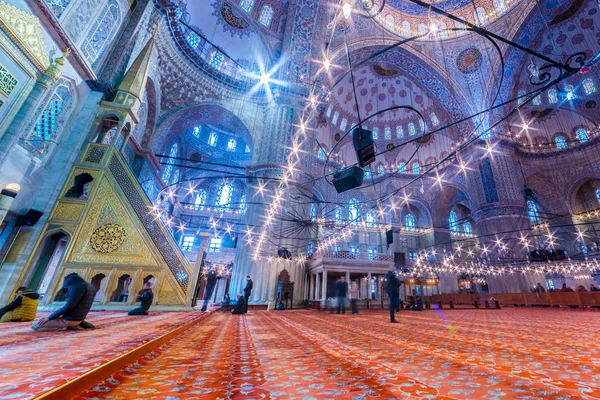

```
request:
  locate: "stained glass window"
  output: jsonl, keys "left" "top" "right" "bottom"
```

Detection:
{"left": 193, "top": 190, "right": 206, "bottom": 211}
{"left": 208, "top": 132, "right": 218, "bottom": 146}
{"left": 419, "top": 119, "right": 426, "bottom": 132}
{"left": 555, "top": 136, "right": 567, "bottom": 149}
{"left": 527, "top": 200, "right": 540, "bottom": 224}
{"left": 565, "top": 85, "right": 575, "bottom": 100}
{"left": 364, "top": 168, "right": 372, "bottom": 180}
{"left": 596, "top": 188, "right": 600, "bottom": 204}
{"left": 583, "top": 78, "right": 596, "bottom": 95}
{"left": 326, "top": 104, "right": 333, "bottom": 117}
{"left": 227, "top": 138, "right": 237, "bottom": 151}
{"left": 209, "top": 237, "right": 222, "bottom": 252}
{"left": 430, "top": 113, "right": 439, "bottom": 126}
{"left": 335, "top": 206, "right": 343, "bottom": 225}
{"left": 463, "top": 221, "right": 472, "bottom": 236}
{"left": 385, "top": 14, "right": 395, "bottom": 30}
{"left": 384, "top": 126, "right": 392, "bottom": 140}
{"left": 81, "top": 2, "right": 121, "bottom": 65}
{"left": 372, "top": 127, "right": 379, "bottom": 139}
{"left": 366, "top": 211, "right": 376, "bottom": 228}
{"left": 396, "top": 125, "right": 404, "bottom": 138}
{"left": 193, "top": 126, "right": 200, "bottom": 137}
{"left": 494, "top": 0, "right": 507, "bottom": 13}
{"left": 449, "top": 211, "right": 459, "bottom": 235}
{"left": 239, "top": 195, "right": 246, "bottom": 214}
{"left": 533, "top": 94, "right": 541, "bottom": 105}
{"left": 576, "top": 128, "right": 589, "bottom": 143}
{"left": 310, "top": 204, "right": 317, "bottom": 219}
{"left": 399, "top": 162, "right": 406, "bottom": 174}
{"left": 258, "top": 5, "right": 274, "bottom": 26}
{"left": 216, "top": 183, "right": 233, "bottom": 211}
{"left": 349, "top": 199, "right": 360, "bottom": 225}
{"left": 517, "top": 89, "right": 526, "bottom": 105}
{"left": 405, "top": 214, "right": 416, "bottom": 231}
{"left": 479, "top": 158, "right": 499, "bottom": 203}
{"left": 210, "top": 52, "right": 224, "bottom": 69}
{"left": 240, "top": 0, "right": 254, "bottom": 12}
{"left": 181, "top": 236, "right": 195, "bottom": 251}
{"left": 245, "top": 144, "right": 251, "bottom": 153}
{"left": 408, "top": 122, "right": 416, "bottom": 136}
{"left": 332, "top": 111, "right": 339, "bottom": 125}
{"left": 19, "top": 79, "right": 74, "bottom": 159}
{"left": 187, "top": 32, "right": 200, "bottom": 49}
{"left": 548, "top": 89, "right": 558, "bottom": 104}
{"left": 317, "top": 147, "right": 326, "bottom": 160}
{"left": 475, "top": 7, "right": 487, "bottom": 25}
{"left": 378, "top": 165, "right": 385, "bottom": 176}
{"left": 340, "top": 118, "right": 347, "bottom": 131}
{"left": 401, "top": 21, "right": 410, "bottom": 37}
{"left": 412, "top": 162, "right": 420, "bottom": 174}
{"left": 418, "top": 24, "right": 428, "bottom": 35}
{"left": 46, "top": 0, "right": 71, "bottom": 19}
{"left": 162, "top": 142, "right": 178, "bottom": 184}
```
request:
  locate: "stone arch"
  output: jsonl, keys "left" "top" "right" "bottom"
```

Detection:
{"left": 431, "top": 184, "right": 473, "bottom": 228}
{"left": 23, "top": 228, "right": 71, "bottom": 297}
{"left": 565, "top": 176, "right": 600, "bottom": 215}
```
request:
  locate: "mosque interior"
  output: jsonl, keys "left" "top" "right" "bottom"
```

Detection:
{"left": 0, "top": 0, "right": 599, "bottom": 398}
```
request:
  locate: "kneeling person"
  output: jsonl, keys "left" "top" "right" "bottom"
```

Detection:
{"left": 128, "top": 282, "right": 153, "bottom": 316}
{"left": 0, "top": 286, "right": 40, "bottom": 323}
{"left": 231, "top": 293, "right": 246, "bottom": 315}
{"left": 32, "top": 273, "right": 96, "bottom": 332}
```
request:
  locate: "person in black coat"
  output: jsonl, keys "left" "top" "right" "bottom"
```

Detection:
{"left": 128, "top": 282, "right": 154, "bottom": 315}
{"left": 385, "top": 271, "right": 400, "bottom": 323}
{"left": 243, "top": 276, "right": 253, "bottom": 314}
{"left": 335, "top": 276, "right": 349, "bottom": 314}
{"left": 201, "top": 270, "right": 218, "bottom": 312}
{"left": 32, "top": 273, "right": 97, "bottom": 332}
{"left": 231, "top": 293, "right": 246, "bottom": 315}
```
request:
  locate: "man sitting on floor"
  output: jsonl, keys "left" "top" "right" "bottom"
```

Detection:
{"left": 32, "top": 273, "right": 96, "bottom": 332}
{"left": 0, "top": 286, "right": 40, "bottom": 323}
{"left": 231, "top": 293, "right": 246, "bottom": 315}
{"left": 128, "top": 282, "right": 154, "bottom": 316}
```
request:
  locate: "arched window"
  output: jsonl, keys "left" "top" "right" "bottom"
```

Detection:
{"left": 493, "top": 0, "right": 507, "bottom": 13}
{"left": 377, "top": 165, "right": 385, "bottom": 177}
{"left": 372, "top": 127, "right": 379, "bottom": 139}
{"left": 408, "top": 122, "right": 416, "bottom": 136}
{"left": 240, "top": 0, "right": 254, "bottom": 12}
{"left": 227, "top": 138, "right": 237, "bottom": 151}
{"left": 548, "top": 89, "right": 558, "bottom": 104}
{"left": 576, "top": 128, "right": 589, "bottom": 143}
{"left": 81, "top": 1, "right": 121, "bottom": 65}
{"left": 396, "top": 125, "right": 404, "bottom": 138}
{"left": 448, "top": 211, "right": 459, "bottom": 235}
{"left": 418, "top": 24, "right": 428, "bottom": 35}
{"left": 216, "top": 183, "right": 233, "bottom": 211}
{"left": 340, "top": 118, "right": 347, "bottom": 131}
{"left": 162, "top": 142, "right": 178, "bottom": 184}
{"left": 437, "top": 22, "right": 448, "bottom": 39}
{"left": 405, "top": 214, "right": 416, "bottom": 231}
{"left": 555, "top": 136, "right": 567, "bottom": 149}
{"left": 209, "top": 51, "right": 224, "bottom": 69}
{"left": 527, "top": 200, "right": 540, "bottom": 224}
{"left": 258, "top": 5, "right": 274, "bottom": 26}
{"left": 596, "top": 188, "right": 600, "bottom": 204}
{"left": 517, "top": 89, "right": 526, "bottom": 105}
{"left": 332, "top": 111, "right": 339, "bottom": 125}
{"left": 46, "top": 0, "right": 72, "bottom": 19}
{"left": 239, "top": 195, "right": 246, "bottom": 214}
{"left": 187, "top": 32, "right": 200, "bottom": 49}
{"left": 335, "top": 206, "right": 343, "bottom": 225}
{"left": 364, "top": 168, "right": 372, "bottom": 180}
{"left": 565, "top": 85, "right": 575, "bottom": 100}
{"left": 430, "top": 113, "right": 439, "bottom": 126}
{"left": 412, "top": 162, "right": 420, "bottom": 174}
{"left": 474, "top": 7, "right": 487, "bottom": 25}
{"left": 348, "top": 198, "right": 360, "bottom": 226}
{"left": 583, "top": 78, "right": 596, "bottom": 95}
{"left": 208, "top": 132, "right": 218, "bottom": 146}
{"left": 533, "top": 94, "right": 541, "bottom": 105}
{"left": 366, "top": 210, "right": 376, "bottom": 228}
{"left": 398, "top": 162, "right": 406, "bottom": 174}
{"left": 317, "top": 147, "right": 326, "bottom": 160}
{"left": 401, "top": 21, "right": 410, "bottom": 37}
{"left": 385, "top": 14, "right": 395, "bottom": 30}
{"left": 193, "top": 190, "right": 207, "bottom": 211}
{"left": 19, "top": 79, "right": 74, "bottom": 159}
{"left": 419, "top": 119, "right": 426, "bottom": 132}
{"left": 326, "top": 104, "right": 333, "bottom": 117}
{"left": 192, "top": 126, "right": 200, "bottom": 137}
{"left": 384, "top": 126, "right": 392, "bottom": 140}
{"left": 310, "top": 203, "right": 317, "bottom": 219}
{"left": 463, "top": 221, "right": 472, "bottom": 236}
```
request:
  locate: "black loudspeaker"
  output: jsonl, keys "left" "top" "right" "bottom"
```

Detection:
{"left": 277, "top": 248, "right": 292, "bottom": 259}
{"left": 394, "top": 252, "right": 405, "bottom": 265}
{"left": 352, "top": 127, "right": 375, "bottom": 167}
{"left": 332, "top": 166, "right": 364, "bottom": 193}
{"left": 18, "top": 209, "right": 43, "bottom": 226}
{"left": 386, "top": 229, "right": 393, "bottom": 245}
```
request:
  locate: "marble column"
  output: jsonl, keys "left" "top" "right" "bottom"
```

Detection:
{"left": 322, "top": 270, "right": 328, "bottom": 300}
{"left": 367, "top": 272, "right": 372, "bottom": 300}
{"left": 311, "top": 273, "right": 315, "bottom": 300}
{"left": 315, "top": 273, "right": 320, "bottom": 301}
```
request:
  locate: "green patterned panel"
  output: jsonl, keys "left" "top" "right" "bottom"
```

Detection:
{"left": 0, "top": 64, "right": 18, "bottom": 97}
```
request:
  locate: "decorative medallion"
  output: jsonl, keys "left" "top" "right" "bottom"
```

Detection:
{"left": 90, "top": 223, "right": 126, "bottom": 253}
{"left": 585, "top": 100, "right": 597, "bottom": 109}
{"left": 334, "top": 133, "right": 341, "bottom": 141}
{"left": 386, "top": 143, "right": 394, "bottom": 150}
{"left": 456, "top": 48, "right": 482, "bottom": 74}
{"left": 221, "top": 3, "right": 249, "bottom": 29}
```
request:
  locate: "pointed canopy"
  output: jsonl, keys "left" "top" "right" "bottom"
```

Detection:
{"left": 116, "top": 35, "right": 155, "bottom": 102}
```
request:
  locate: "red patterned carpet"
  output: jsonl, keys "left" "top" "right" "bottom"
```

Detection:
{"left": 0, "top": 311, "right": 205, "bottom": 400}
{"left": 76, "top": 308, "right": 600, "bottom": 399}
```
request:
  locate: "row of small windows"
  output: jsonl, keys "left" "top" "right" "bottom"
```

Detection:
{"left": 518, "top": 79, "right": 596, "bottom": 106}
{"left": 326, "top": 105, "right": 439, "bottom": 139}
{"left": 554, "top": 129, "right": 590, "bottom": 149}
{"left": 190, "top": 184, "right": 246, "bottom": 214}
{"left": 192, "top": 127, "right": 250, "bottom": 153}
{"left": 448, "top": 211, "right": 473, "bottom": 236}
{"left": 239, "top": 0, "right": 274, "bottom": 27}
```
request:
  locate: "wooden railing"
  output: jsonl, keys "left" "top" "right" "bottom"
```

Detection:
{"left": 424, "top": 292, "right": 600, "bottom": 308}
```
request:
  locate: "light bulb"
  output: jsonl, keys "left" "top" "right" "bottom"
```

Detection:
{"left": 323, "top": 58, "right": 331, "bottom": 71}
{"left": 342, "top": 2, "right": 352, "bottom": 19}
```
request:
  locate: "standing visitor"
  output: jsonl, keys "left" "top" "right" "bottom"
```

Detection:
{"left": 385, "top": 271, "right": 400, "bottom": 323}
{"left": 201, "top": 269, "right": 217, "bottom": 312}
{"left": 349, "top": 280, "right": 359, "bottom": 315}
{"left": 243, "top": 275, "right": 253, "bottom": 314}
{"left": 335, "top": 276, "right": 348, "bottom": 314}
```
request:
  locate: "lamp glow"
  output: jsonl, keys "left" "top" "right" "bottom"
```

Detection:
{"left": 342, "top": 3, "right": 352, "bottom": 18}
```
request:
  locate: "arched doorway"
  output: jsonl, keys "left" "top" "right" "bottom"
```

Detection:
{"left": 27, "top": 232, "right": 70, "bottom": 298}
{"left": 110, "top": 274, "right": 132, "bottom": 302}
{"left": 91, "top": 273, "right": 107, "bottom": 302}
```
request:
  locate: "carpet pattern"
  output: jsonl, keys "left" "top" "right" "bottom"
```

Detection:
{"left": 0, "top": 311, "right": 205, "bottom": 400}
{"left": 79, "top": 309, "right": 600, "bottom": 399}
